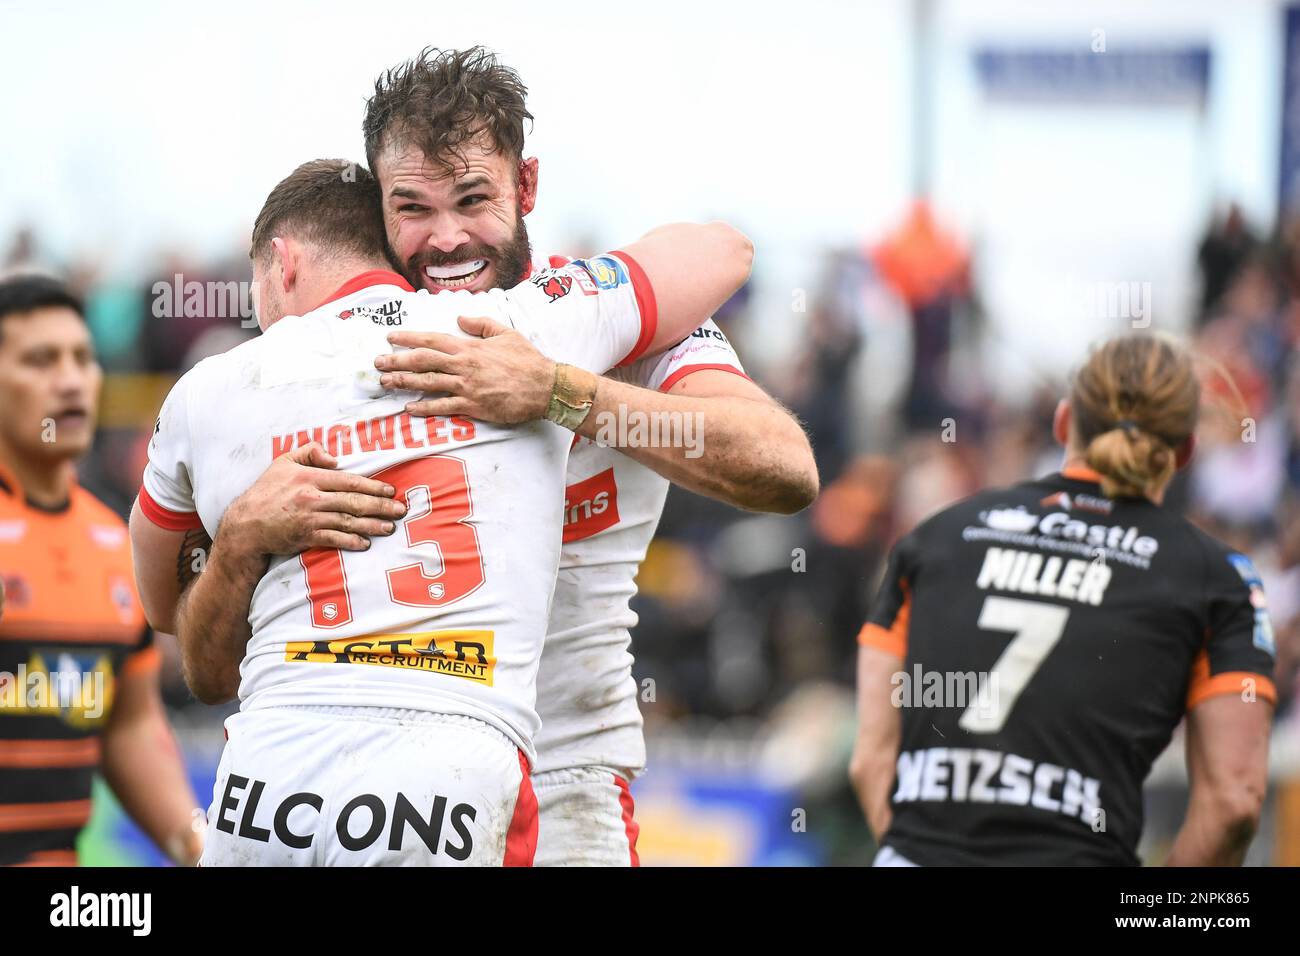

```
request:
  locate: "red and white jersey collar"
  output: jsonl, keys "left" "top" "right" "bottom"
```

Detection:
{"left": 315, "top": 270, "right": 414, "bottom": 311}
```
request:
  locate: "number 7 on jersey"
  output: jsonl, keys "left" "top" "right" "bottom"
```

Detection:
{"left": 958, "top": 596, "right": 1071, "bottom": 734}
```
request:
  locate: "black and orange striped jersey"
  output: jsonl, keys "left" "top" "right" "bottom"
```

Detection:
{"left": 0, "top": 460, "right": 155, "bottom": 866}
{"left": 859, "top": 466, "right": 1278, "bottom": 866}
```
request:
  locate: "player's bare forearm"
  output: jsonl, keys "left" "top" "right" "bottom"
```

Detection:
{"left": 848, "top": 729, "right": 897, "bottom": 839}
{"left": 854, "top": 752, "right": 895, "bottom": 840}
{"left": 101, "top": 666, "right": 204, "bottom": 865}
{"left": 129, "top": 497, "right": 194, "bottom": 635}
{"left": 1166, "top": 800, "right": 1256, "bottom": 866}
{"left": 850, "top": 646, "right": 903, "bottom": 841}
{"left": 573, "top": 373, "right": 818, "bottom": 514}
{"left": 387, "top": 336, "right": 820, "bottom": 513}
{"left": 174, "top": 522, "right": 263, "bottom": 704}
{"left": 1166, "top": 694, "right": 1271, "bottom": 866}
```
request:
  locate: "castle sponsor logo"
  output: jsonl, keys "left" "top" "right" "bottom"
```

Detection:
{"left": 964, "top": 505, "right": 1157, "bottom": 569}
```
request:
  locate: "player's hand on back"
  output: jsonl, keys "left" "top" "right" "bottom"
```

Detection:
{"left": 221, "top": 442, "right": 407, "bottom": 556}
{"left": 376, "top": 315, "right": 556, "bottom": 424}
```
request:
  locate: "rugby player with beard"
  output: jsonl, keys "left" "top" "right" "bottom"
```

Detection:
{"left": 153, "top": 47, "right": 816, "bottom": 866}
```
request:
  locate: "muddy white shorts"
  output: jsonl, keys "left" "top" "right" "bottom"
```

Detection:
{"left": 199, "top": 706, "right": 537, "bottom": 867}
{"left": 532, "top": 766, "right": 639, "bottom": 867}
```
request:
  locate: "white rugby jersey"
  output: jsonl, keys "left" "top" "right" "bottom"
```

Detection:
{"left": 139, "top": 256, "right": 656, "bottom": 763}
{"left": 533, "top": 319, "right": 747, "bottom": 776}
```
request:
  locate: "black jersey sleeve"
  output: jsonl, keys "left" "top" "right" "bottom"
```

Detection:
{"left": 1188, "top": 546, "right": 1278, "bottom": 710}
{"left": 858, "top": 530, "right": 921, "bottom": 658}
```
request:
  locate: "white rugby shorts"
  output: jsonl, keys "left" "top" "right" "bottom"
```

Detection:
{"left": 533, "top": 766, "right": 639, "bottom": 867}
{"left": 200, "top": 706, "right": 537, "bottom": 866}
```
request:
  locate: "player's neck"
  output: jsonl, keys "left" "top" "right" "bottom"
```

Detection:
{"left": 1061, "top": 451, "right": 1090, "bottom": 474}
{"left": 0, "top": 438, "right": 75, "bottom": 508}
{"left": 1060, "top": 450, "right": 1166, "bottom": 505}
{"left": 298, "top": 259, "right": 403, "bottom": 314}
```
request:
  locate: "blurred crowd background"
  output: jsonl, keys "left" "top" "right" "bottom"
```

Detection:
{"left": 7, "top": 0, "right": 1300, "bottom": 864}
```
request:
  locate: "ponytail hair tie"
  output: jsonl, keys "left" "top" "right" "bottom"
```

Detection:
{"left": 1114, "top": 419, "right": 1139, "bottom": 435}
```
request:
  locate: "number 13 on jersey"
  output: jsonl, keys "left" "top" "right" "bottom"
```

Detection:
{"left": 300, "top": 456, "right": 486, "bottom": 629}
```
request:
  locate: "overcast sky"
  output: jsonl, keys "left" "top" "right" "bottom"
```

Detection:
{"left": 0, "top": 0, "right": 1285, "bottom": 378}
{"left": 0, "top": 0, "right": 913, "bottom": 272}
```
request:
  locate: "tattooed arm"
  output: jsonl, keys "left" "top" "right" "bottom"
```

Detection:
{"left": 176, "top": 528, "right": 211, "bottom": 591}
{"left": 171, "top": 521, "right": 259, "bottom": 705}
{"left": 129, "top": 501, "right": 208, "bottom": 638}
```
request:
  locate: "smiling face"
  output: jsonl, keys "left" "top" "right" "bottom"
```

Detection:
{"left": 375, "top": 134, "right": 536, "bottom": 294}
{"left": 0, "top": 306, "right": 101, "bottom": 463}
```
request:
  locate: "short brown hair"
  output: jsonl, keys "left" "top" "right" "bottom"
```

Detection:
{"left": 363, "top": 46, "right": 532, "bottom": 178}
{"left": 1070, "top": 332, "right": 1200, "bottom": 499}
{"left": 249, "top": 159, "right": 387, "bottom": 263}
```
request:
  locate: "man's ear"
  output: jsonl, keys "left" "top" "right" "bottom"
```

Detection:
{"left": 1175, "top": 434, "right": 1196, "bottom": 470}
{"left": 271, "top": 236, "right": 296, "bottom": 293}
{"left": 1052, "top": 398, "right": 1071, "bottom": 448}
{"left": 518, "top": 157, "right": 539, "bottom": 217}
